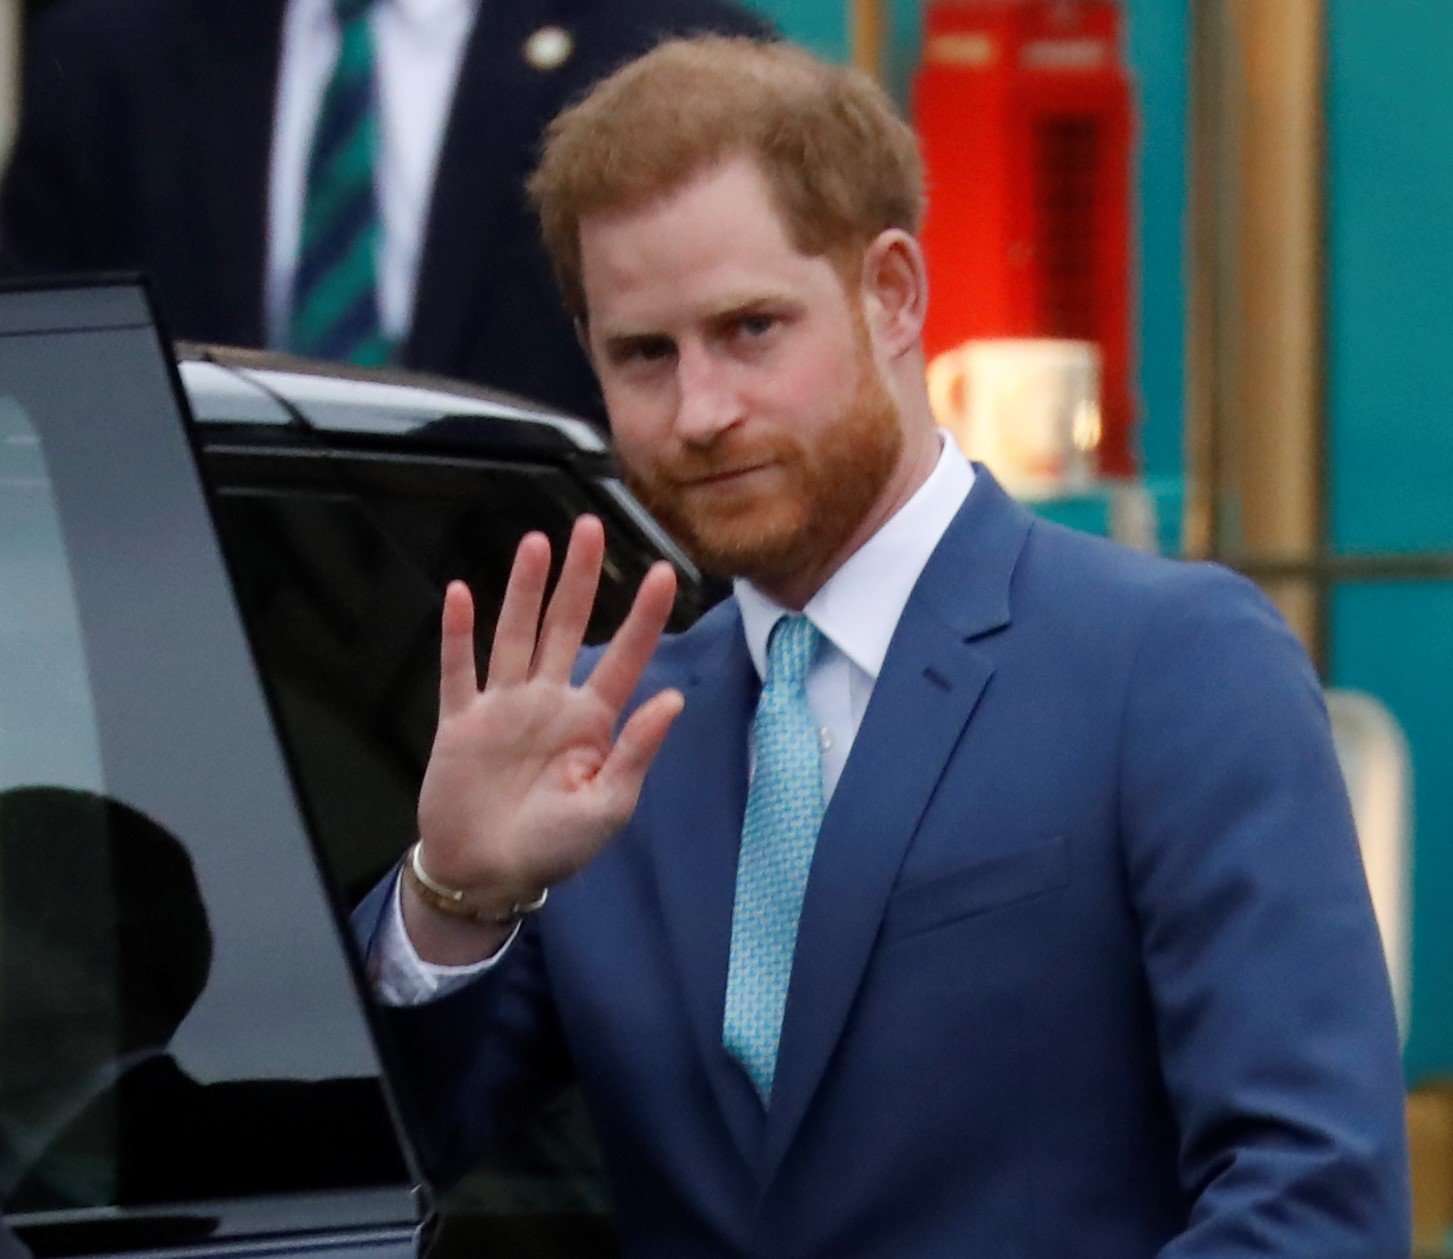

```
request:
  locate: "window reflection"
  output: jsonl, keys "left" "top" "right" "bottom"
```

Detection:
{"left": 0, "top": 787, "right": 404, "bottom": 1210}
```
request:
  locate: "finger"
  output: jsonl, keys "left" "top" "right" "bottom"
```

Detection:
{"left": 486, "top": 532, "right": 551, "bottom": 688}
{"left": 533, "top": 515, "right": 605, "bottom": 682}
{"left": 585, "top": 562, "right": 678, "bottom": 713}
{"left": 596, "top": 687, "right": 685, "bottom": 818}
{"left": 438, "top": 581, "right": 479, "bottom": 716}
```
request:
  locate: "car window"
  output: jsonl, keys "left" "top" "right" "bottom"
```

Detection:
{"left": 201, "top": 445, "right": 690, "bottom": 902}
{"left": 0, "top": 289, "right": 413, "bottom": 1247}
{"left": 198, "top": 440, "right": 671, "bottom": 1257}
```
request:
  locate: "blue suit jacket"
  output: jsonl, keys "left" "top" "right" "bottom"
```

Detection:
{"left": 362, "top": 470, "right": 1410, "bottom": 1256}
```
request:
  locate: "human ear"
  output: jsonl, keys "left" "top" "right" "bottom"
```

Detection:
{"left": 859, "top": 229, "right": 928, "bottom": 360}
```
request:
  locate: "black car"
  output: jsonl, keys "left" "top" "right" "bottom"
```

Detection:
{"left": 0, "top": 281, "right": 708, "bottom": 1259}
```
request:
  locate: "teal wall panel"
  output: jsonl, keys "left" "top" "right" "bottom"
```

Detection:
{"left": 755, "top": 0, "right": 848, "bottom": 61}
{"left": 1326, "top": 3, "right": 1453, "bottom": 554}
{"left": 1327, "top": 1, "right": 1453, "bottom": 1075}
{"left": 1121, "top": 0, "right": 1187, "bottom": 488}
{"left": 1331, "top": 583, "right": 1453, "bottom": 1079}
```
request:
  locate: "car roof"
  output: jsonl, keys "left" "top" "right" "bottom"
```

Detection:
{"left": 176, "top": 343, "right": 608, "bottom": 455}
{"left": 178, "top": 343, "right": 701, "bottom": 575}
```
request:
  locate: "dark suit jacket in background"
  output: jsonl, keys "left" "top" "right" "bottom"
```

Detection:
{"left": 0, "top": 0, "right": 771, "bottom": 422}
{"left": 360, "top": 468, "right": 1410, "bottom": 1257}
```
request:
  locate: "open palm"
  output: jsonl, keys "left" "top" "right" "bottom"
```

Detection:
{"left": 416, "top": 516, "right": 683, "bottom": 909}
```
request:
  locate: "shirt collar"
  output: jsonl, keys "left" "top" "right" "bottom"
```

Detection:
{"left": 302, "top": 0, "right": 474, "bottom": 27}
{"left": 392, "top": 0, "right": 477, "bottom": 24}
{"left": 736, "top": 433, "right": 974, "bottom": 682}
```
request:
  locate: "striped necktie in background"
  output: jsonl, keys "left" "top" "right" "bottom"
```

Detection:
{"left": 289, "top": 0, "right": 393, "bottom": 367}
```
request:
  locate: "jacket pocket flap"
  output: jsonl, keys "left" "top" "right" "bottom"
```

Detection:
{"left": 882, "top": 836, "right": 1070, "bottom": 942}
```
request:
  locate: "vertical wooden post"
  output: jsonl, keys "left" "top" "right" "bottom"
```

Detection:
{"left": 1185, "top": 1, "right": 1238, "bottom": 561}
{"left": 1186, "top": 0, "right": 1325, "bottom": 662}
{"left": 851, "top": 0, "right": 886, "bottom": 82}
{"left": 0, "top": 0, "right": 20, "bottom": 166}
{"left": 1235, "top": 0, "right": 1326, "bottom": 658}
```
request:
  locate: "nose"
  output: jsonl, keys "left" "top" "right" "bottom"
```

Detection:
{"left": 673, "top": 341, "right": 743, "bottom": 447}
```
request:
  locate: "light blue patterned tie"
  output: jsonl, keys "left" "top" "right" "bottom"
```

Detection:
{"left": 723, "top": 614, "right": 825, "bottom": 1102}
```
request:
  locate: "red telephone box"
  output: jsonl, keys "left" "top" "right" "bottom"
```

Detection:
{"left": 913, "top": 0, "right": 1136, "bottom": 476}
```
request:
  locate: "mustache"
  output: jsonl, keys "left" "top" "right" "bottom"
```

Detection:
{"left": 634, "top": 433, "right": 802, "bottom": 488}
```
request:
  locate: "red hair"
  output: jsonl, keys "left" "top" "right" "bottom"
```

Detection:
{"left": 528, "top": 36, "right": 925, "bottom": 320}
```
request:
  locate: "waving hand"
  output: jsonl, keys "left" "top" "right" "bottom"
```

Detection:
{"left": 408, "top": 516, "right": 682, "bottom": 961}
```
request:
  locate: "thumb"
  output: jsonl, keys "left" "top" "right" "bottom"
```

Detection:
{"left": 595, "top": 688, "right": 685, "bottom": 822}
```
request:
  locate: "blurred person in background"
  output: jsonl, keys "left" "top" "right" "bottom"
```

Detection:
{"left": 0, "top": 0, "right": 770, "bottom": 423}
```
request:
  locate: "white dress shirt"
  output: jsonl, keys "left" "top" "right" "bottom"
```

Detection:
{"left": 372, "top": 435, "right": 975, "bottom": 1003}
{"left": 266, "top": 0, "right": 479, "bottom": 348}
{"left": 734, "top": 435, "right": 974, "bottom": 801}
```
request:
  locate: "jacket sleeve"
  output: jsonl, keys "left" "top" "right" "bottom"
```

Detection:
{"left": 1118, "top": 566, "right": 1411, "bottom": 1257}
{"left": 352, "top": 877, "right": 573, "bottom": 1188}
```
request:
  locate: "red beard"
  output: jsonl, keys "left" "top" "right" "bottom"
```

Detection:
{"left": 621, "top": 357, "right": 904, "bottom": 590}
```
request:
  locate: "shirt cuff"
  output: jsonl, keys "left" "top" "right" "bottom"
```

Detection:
{"left": 370, "top": 870, "right": 518, "bottom": 1006}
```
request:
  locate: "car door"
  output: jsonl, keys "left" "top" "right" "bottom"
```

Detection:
{"left": 185, "top": 358, "right": 705, "bottom": 1258}
{"left": 0, "top": 282, "right": 420, "bottom": 1259}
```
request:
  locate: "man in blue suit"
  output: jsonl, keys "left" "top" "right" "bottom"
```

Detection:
{"left": 359, "top": 36, "right": 1411, "bottom": 1256}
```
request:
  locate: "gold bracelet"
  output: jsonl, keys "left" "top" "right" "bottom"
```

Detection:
{"left": 405, "top": 841, "right": 548, "bottom": 926}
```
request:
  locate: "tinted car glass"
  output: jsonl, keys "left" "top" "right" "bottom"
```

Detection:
{"left": 200, "top": 438, "right": 697, "bottom": 903}
{"left": 196, "top": 424, "right": 686, "bottom": 1256}
{"left": 0, "top": 288, "right": 413, "bottom": 1252}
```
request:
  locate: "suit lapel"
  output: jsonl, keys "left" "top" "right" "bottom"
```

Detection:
{"left": 184, "top": 0, "right": 286, "bottom": 346}
{"left": 761, "top": 468, "right": 1035, "bottom": 1179}
{"left": 405, "top": 0, "right": 560, "bottom": 371}
{"left": 643, "top": 605, "right": 767, "bottom": 1164}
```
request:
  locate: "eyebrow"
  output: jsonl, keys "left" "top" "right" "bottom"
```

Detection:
{"left": 705, "top": 297, "right": 790, "bottom": 329}
{"left": 599, "top": 330, "right": 675, "bottom": 359}
{"left": 603, "top": 294, "right": 798, "bottom": 340}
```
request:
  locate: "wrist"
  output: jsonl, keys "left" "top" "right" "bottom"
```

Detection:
{"left": 405, "top": 840, "right": 548, "bottom": 927}
{"left": 398, "top": 873, "right": 516, "bottom": 967}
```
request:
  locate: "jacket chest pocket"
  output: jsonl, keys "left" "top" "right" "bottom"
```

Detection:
{"left": 879, "top": 835, "right": 1071, "bottom": 947}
